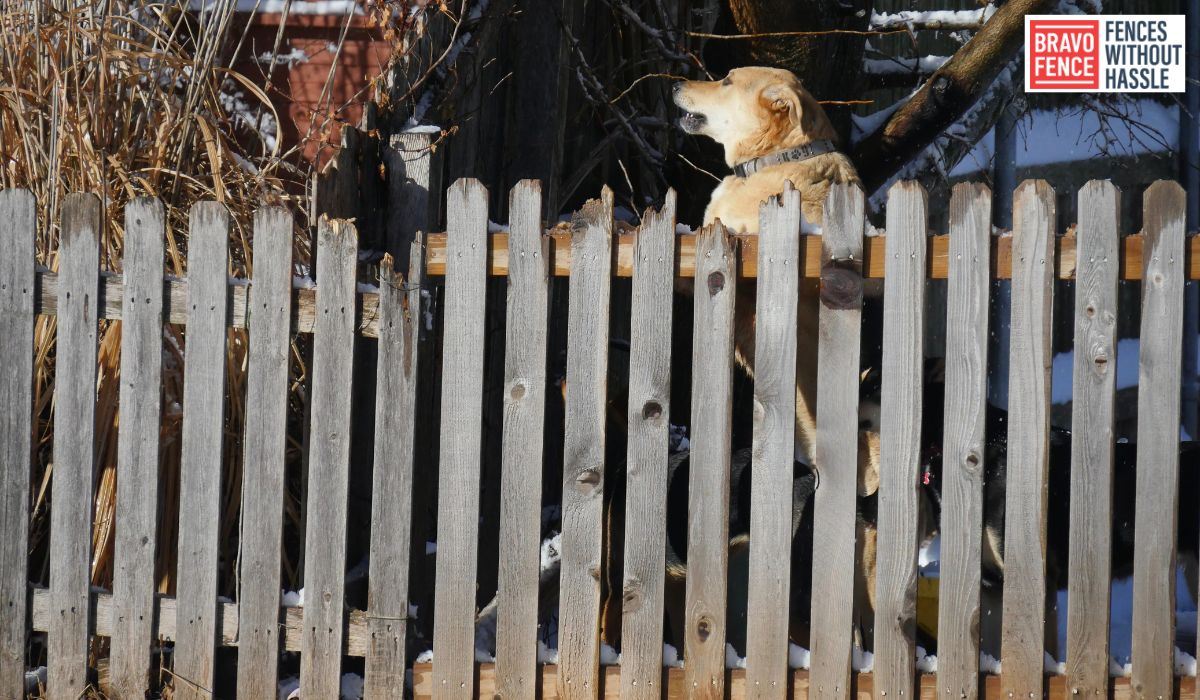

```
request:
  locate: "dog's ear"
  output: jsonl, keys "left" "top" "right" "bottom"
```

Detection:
{"left": 763, "top": 81, "right": 836, "bottom": 142}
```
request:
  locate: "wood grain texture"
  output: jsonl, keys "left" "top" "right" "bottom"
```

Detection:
{"left": 385, "top": 132, "right": 442, "bottom": 266}
{"left": 299, "top": 218, "right": 359, "bottom": 698}
{"left": 873, "top": 182, "right": 927, "bottom": 700}
{"left": 1000, "top": 181, "right": 1056, "bottom": 700}
{"left": 431, "top": 179, "right": 490, "bottom": 700}
{"left": 935, "top": 183, "right": 992, "bottom": 700}
{"left": 109, "top": 198, "right": 167, "bottom": 700}
{"left": 48, "top": 193, "right": 101, "bottom": 699}
{"left": 745, "top": 188, "right": 802, "bottom": 697}
{"left": 235, "top": 207, "right": 294, "bottom": 700}
{"left": 173, "top": 202, "right": 231, "bottom": 700}
{"left": 1065, "top": 181, "right": 1120, "bottom": 699}
{"left": 619, "top": 192, "right": 677, "bottom": 699}
{"left": 1131, "top": 181, "right": 1187, "bottom": 700}
{"left": 0, "top": 189, "right": 36, "bottom": 700}
{"left": 557, "top": 189, "right": 614, "bottom": 700}
{"left": 683, "top": 222, "right": 737, "bottom": 699}
{"left": 364, "top": 241, "right": 425, "bottom": 700}
{"left": 495, "top": 181, "right": 549, "bottom": 700}
{"left": 809, "top": 184, "right": 866, "bottom": 700}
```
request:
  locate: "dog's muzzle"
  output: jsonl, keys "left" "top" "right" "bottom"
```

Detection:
{"left": 678, "top": 111, "right": 706, "bottom": 133}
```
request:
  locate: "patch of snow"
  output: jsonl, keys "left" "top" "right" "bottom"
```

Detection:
{"left": 675, "top": 223, "right": 694, "bottom": 235}
{"left": 789, "top": 643, "right": 811, "bottom": 669}
{"left": 663, "top": 643, "right": 683, "bottom": 668}
{"left": 293, "top": 275, "right": 316, "bottom": 289}
{"left": 401, "top": 124, "right": 443, "bottom": 135}
{"left": 538, "top": 641, "right": 560, "bottom": 664}
{"left": 800, "top": 217, "right": 822, "bottom": 235}
{"left": 600, "top": 643, "right": 621, "bottom": 666}
{"left": 1177, "top": 648, "right": 1197, "bottom": 677}
{"left": 227, "top": 276, "right": 251, "bottom": 287}
{"left": 341, "top": 672, "right": 364, "bottom": 699}
{"left": 916, "top": 646, "right": 937, "bottom": 673}
{"left": 256, "top": 48, "right": 310, "bottom": 67}
{"left": 1110, "top": 656, "right": 1127, "bottom": 677}
{"left": 475, "top": 647, "right": 496, "bottom": 663}
{"left": 918, "top": 535, "right": 940, "bottom": 569}
{"left": 415, "top": 649, "right": 434, "bottom": 663}
{"left": 1044, "top": 651, "right": 1065, "bottom": 675}
{"left": 409, "top": 603, "right": 419, "bottom": 619}
{"left": 870, "top": 6, "right": 996, "bottom": 31}
{"left": 863, "top": 55, "right": 951, "bottom": 76}
{"left": 475, "top": 596, "right": 498, "bottom": 661}
{"left": 669, "top": 423, "right": 689, "bottom": 453}
{"left": 726, "top": 644, "right": 748, "bottom": 669}
{"left": 487, "top": 220, "right": 506, "bottom": 234}
{"left": 980, "top": 652, "right": 1002, "bottom": 674}
{"left": 420, "top": 289, "right": 434, "bottom": 331}
{"left": 25, "top": 667, "right": 46, "bottom": 694}
{"left": 541, "top": 532, "right": 563, "bottom": 576}
{"left": 357, "top": 282, "right": 379, "bottom": 294}
{"left": 852, "top": 645, "right": 874, "bottom": 672}
{"left": 282, "top": 589, "right": 303, "bottom": 607}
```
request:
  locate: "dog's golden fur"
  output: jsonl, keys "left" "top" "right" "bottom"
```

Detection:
{"left": 674, "top": 66, "right": 878, "bottom": 497}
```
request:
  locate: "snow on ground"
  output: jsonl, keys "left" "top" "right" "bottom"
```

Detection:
{"left": 662, "top": 643, "right": 684, "bottom": 668}
{"left": 282, "top": 588, "right": 303, "bottom": 607}
{"left": 789, "top": 644, "right": 810, "bottom": 669}
{"left": 24, "top": 667, "right": 46, "bottom": 695}
{"left": 949, "top": 98, "right": 1180, "bottom": 178}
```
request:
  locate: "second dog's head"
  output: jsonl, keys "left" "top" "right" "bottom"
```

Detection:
{"left": 673, "top": 66, "right": 838, "bottom": 168}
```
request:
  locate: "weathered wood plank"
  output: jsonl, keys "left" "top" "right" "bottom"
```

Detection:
{"left": 431, "top": 179, "right": 490, "bottom": 700}
{"left": 109, "top": 198, "right": 167, "bottom": 700}
{"left": 1000, "top": 181, "right": 1056, "bottom": 700}
{"left": 809, "top": 184, "right": 866, "bottom": 700}
{"left": 0, "top": 189, "right": 36, "bottom": 700}
{"left": 935, "top": 183, "right": 992, "bottom": 700}
{"left": 683, "top": 222, "right": 737, "bottom": 699}
{"left": 494, "top": 181, "right": 549, "bottom": 700}
{"left": 1131, "top": 181, "right": 1187, "bottom": 700}
{"left": 385, "top": 131, "right": 443, "bottom": 267}
{"left": 873, "top": 182, "right": 927, "bottom": 700}
{"left": 745, "top": 188, "right": 802, "bottom": 697}
{"left": 235, "top": 207, "right": 295, "bottom": 700}
{"left": 364, "top": 242, "right": 425, "bottom": 700}
{"left": 299, "top": 218, "right": 359, "bottom": 698}
{"left": 1065, "top": 181, "right": 1120, "bottom": 699}
{"left": 47, "top": 194, "right": 102, "bottom": 699}
{"left": 619, "top": 192, "right": 677, "bottom": 699}
{"left": 557, "top": 189, "right": 615, "bottom": 700}
{"left": 173, "top": 202, "right": 231, "bottom": 700}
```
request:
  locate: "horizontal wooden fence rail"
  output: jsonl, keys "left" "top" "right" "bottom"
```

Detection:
{"left": 23, "top": 232, "right": 1200, "bottom": 340}
{"left": 4, "top": 178, "right": 1196, "bottom": 700}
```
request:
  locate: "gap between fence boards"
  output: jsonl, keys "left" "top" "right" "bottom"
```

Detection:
{"left": 29, "top": 232, "right": 1200, "bottom": 339}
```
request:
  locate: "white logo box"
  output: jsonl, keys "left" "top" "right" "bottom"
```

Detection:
{"left": 1025, "top": 15, "right": 1186, "bottom": 93}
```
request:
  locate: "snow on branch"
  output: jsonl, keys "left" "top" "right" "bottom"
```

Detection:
{"left": 869, "top": 6, "right": 997, "bottom": 32}
{"left": 862, "top": 55, "right": 951, "bottom": 76}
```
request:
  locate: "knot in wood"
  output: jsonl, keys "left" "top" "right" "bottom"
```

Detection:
{"left": 820, "top": 258, "right": 863, "bottom": 310}
{"left": 707, "top": 270, "right": 726, "bottom": 295}
{"left": 575, "top": 467, "right": 602, "bottom": 493}
{"left": 622, "top": 580, "right": 643, "bottom": 612}
{"left": 642, "top": 400, "right": 663, "bottom": 421}
{"left": 696, "top": 616, "right": 713, "bottom": 641}
{"left": 510, "top": 382, "right": 526, "bottom": 400}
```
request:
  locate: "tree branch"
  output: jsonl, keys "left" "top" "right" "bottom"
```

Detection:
{"left": 849, "top": 0, "right": 1056, "bottom": 192}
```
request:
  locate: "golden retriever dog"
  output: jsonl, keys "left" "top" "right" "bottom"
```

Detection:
{"left": 674, "top": 66, "right": 885, "bottom": 643}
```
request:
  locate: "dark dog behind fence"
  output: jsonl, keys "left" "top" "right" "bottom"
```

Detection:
{"left": 0, "top": 179, "right": 1196, "bottom": 700}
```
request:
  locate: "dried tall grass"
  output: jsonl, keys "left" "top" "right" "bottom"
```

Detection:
{"left": 0, "top": 0, "right": 316, "bottom": 611}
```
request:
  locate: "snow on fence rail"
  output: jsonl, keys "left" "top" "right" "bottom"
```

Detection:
{"left": 0, "top": 179, "right": 1194, "bottom": 700}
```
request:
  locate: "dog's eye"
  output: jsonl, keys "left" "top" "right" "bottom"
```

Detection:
{"left": 721, "top": 76, "right": 732, "bottom": 86}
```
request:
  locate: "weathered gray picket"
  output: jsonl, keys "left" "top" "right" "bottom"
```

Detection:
{"left": 809, "top": 183, "right": 865, "bottom": 700}
{"left": 683, "top": 221, "right": 737, "bottom": 700}
{"left": 1001, "top": 181, "right": 1056, "bottom": 700}
{"left": 935, "top": 183, "right": 992, "bottom": 700}
{"left": 1065, "top": 180, "right": 1120, "bottom": 698}
{"left": 873, "top": 181, "right": 927, "bottom": 700}
{"left": 48, "top": 194, "right": 101, "bottom": 699}
{"left": 300, "top": 218, "right": 359, "bottom": 698}
{"left": 557, "top": 189, "right": 614, "bottom": 700}
{"left": 495, "top": 181, "right": 550, "bottom": 700}
{"left": 109, "top": 198, "right": 167, "bottom": 699}
{"left": 431, "top": 179, "right": 490, "bottom": 699}
{"left": 236, "top": 207, "right": 295, "bottom": 700}
{"left": 0, "top": 189, "right": 36, "bottom": 700}
{"left": 619, "top": 192, "right": 676, "bottom": 698}
{"left": 364, "top": 239, "right": 425, "bottom": 699}
{"left": 173, "top": 202, "right": 231, "bottom": 700}
{"left": 1131, "top": 181, "right": 1187, "bottom": 700}
{"left": 745, "top": 187, "right": 802, "bottom": 697}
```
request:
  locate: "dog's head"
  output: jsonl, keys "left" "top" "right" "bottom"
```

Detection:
{"left": 673, "top": 66, "right": 838, "bottom": 168}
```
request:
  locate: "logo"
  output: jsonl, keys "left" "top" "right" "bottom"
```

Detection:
{"left": 1025, "top": 15, "right": 1186, "bottom": 93}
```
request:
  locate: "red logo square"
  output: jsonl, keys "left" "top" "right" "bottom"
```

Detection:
{"left": 1028, "top": 19, "right": 1100, "bottom": 90}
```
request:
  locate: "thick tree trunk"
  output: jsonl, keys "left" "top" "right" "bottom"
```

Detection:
{"left": 850, "top": 0, "right": 1057, "bottom": 192}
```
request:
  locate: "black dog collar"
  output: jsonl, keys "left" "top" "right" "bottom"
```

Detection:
{"left": 733, "top": 139, "right": 837, "bottom": 178}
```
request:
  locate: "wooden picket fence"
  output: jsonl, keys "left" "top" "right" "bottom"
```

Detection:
{"left": 1, "top": 178, "right": 1197, "bottom": 700}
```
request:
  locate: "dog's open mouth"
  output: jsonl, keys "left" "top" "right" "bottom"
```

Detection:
{"left": 679, "top": 110, "right": 706, "bottom": 134}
